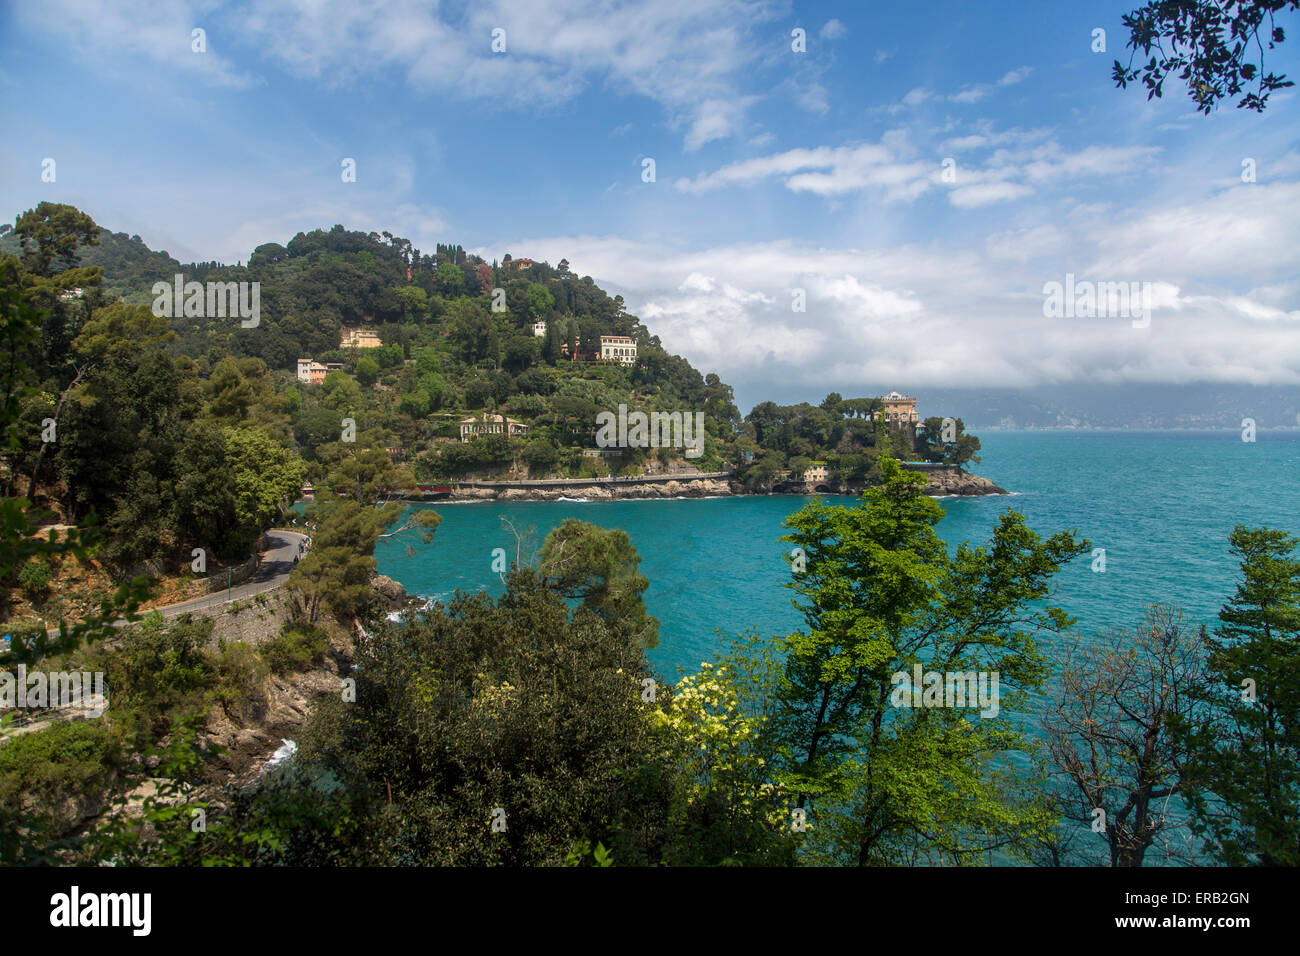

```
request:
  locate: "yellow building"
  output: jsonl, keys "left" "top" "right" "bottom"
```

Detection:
{"left": 340, "top": 327, "right": 382, "bottom": 349}
{"left": 880, "top": 390, "right": 918, "bottom": 427}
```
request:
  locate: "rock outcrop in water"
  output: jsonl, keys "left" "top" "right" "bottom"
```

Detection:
{"left": 452, "top": 477, "right": 733, "bottom": 501}
{"left": 916, "top": 469, "right": 1008, "bottom": 497}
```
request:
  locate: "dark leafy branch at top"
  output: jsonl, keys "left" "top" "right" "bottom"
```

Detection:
{"left": 1113, "top": 0, "right": 1298, "bottom": 112}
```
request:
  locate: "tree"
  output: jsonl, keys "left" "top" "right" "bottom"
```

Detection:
{"left": 445, "top": 299, "right": 498, "bottom": 365}
{"left": 538, "top": 519, "right": 660, "bottom": 649}
{"left": 224, "top": 427, "right": 304, "bottom": 546}
{"left": 524, "top": 282, "right": 554, "bottom": 319}
{"left": 398, "top": 388, "right": 430, "bottom": 419}
{"left": 503, "top": 333, "right": 539, "bottom": 374}
{"left": 916, "top": 416, "right": 981, "bottom": 467}
{"left": 1043, "top": 605, "right": 1208, "bottom": 866}
{"left": 1114, "top": 1, "right": 1298, "bottom": 112}
{"left": 1178, "top": 526, "right": 1300, "bottom": 865}
{"left": 248, "top": 242, "right": 289, "bottom": 268}
{"left": 435, "top": 261, "right": 465, "bottom": 297}
{"left": 11, "top": 202, "right": 100, "bottom": 278}
{"left": 320, "top": 369, "right": 362, "bottom": 410}
{"left": 542, "top": 318, "right": 564, "bottom": 363}
{"left": 394, "top": 284, "right": 428, "bottom": 324}
{"left": 355, "top": 356, "right": 379, "bottom": 388}
{"left": 293, "top": 568, "right": 662, "bottom": 865}
{"left": 647, "top": 639, "right": 796, "bottom": 865}
{"left": 205, "top": 356, "right": 258, "bottom": 422}
{"left": 71, "top": 301, "right": 173, "bottom": 365}
{"left": 173, "top": 420, "right": 244, "bottom": 559}
{"left": 0, "top": 285, "right": 147, "bottom": 732}
{"left": 464, "top": 377, "right": 494, "bottom": 410}
{"left": 772, "top": 457, "right": 1089, "bottom": 864}
{"left": 289, "top": 498, "right": 400, "bottom": 624}
{"left": 294, "top": 406, "right": 346, "bottom": 457}
{"left": 521, "top": 438, "right": 560, "bottom": 473}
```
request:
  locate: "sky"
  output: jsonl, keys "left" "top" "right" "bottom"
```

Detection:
{"left": 2, "top": 0, "right": 1298, "bottom": 412}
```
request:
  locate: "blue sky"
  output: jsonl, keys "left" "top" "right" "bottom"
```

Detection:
{"left": 2, "top": 0, "right": 1298, "bottom": 410}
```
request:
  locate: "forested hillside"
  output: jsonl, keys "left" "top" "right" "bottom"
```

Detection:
{"left": 3, "top": 204, "right": 982, "bottom": 523}
{"left": 0, "top": 200, "right": 984, "bottom": 592}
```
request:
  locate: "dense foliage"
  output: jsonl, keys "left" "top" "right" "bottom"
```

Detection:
{"left": 5, "top": 204, "right": 977, "bottom": 500}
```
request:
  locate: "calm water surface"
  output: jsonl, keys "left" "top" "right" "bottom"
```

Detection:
{"left": 376, "top": 430, "right": 1300, "bottom": 679}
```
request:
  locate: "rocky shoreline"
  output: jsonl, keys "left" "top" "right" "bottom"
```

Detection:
{"left": 443, "top": 470, "right": 1007, "bottom": 502}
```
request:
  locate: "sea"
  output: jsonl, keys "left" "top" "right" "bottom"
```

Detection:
{"left": 376, "top": 430, "right": 1299, "bottom": 680}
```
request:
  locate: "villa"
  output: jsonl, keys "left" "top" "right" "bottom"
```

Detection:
{"left": 600, "top": 335, "right": 637, "bottom": 365}
{"left": 459, "top": 413, "right": 530, "bottom": 441}
{"left": 296, "top": 358, "right": 344, "bottom": 384}
{"left": 340, "top": 327, "right": 382, "bottom": 349}
{"left": 879, "top": 390, "right": 919, "bottom": 427}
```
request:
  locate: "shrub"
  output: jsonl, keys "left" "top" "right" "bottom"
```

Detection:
{"left": 261, "top": 624, "right": 329, "bottom": 675}
{"left": 18, "top": 559, "right": 53, "bottom": 599}
{"left": 92, "top": 615, "right": 217, "bottom": 733}
{"left": 0, "top": 721, "right": 123, "bottom": 864}
{"left": 211, "top": 640, "right": 266, "bottom": 718}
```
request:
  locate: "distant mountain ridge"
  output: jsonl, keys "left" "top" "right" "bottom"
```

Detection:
{"left": 882, "top": 385, "right": 1300, "bottom": 431}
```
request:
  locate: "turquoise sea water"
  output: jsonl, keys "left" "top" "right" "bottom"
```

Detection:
{"left": 375, "top": 430, "right": 1299, "bottom": 681}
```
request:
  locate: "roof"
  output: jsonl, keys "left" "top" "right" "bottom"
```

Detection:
{"left": 459, "top": 414, "right": 525, "bottom": 425}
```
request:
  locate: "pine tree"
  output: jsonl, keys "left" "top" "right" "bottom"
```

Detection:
{"left": 1180, "top": 526, "right": 1300, "bottom": 865}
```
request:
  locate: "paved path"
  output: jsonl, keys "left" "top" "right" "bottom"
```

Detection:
{"left": 152, "top": 528, "right": 307, "bottom": 618}
{"left": 26, "top": 529, "right": 309, "bottom": 643}
{"left": 7, "top": 530, "right": 309, "bottom": 735}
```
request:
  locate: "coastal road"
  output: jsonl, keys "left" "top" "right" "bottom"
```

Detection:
{"left": 13, "top": 529, "right": 308, "bottom": 715}
{"left": 30, "top": 529, "right": 309, "bottom": 641}
{"left": 152, "top": 528, "right": 307, "bottom": 618}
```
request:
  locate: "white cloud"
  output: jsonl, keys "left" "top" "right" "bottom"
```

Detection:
{"left": 820, "top": 19, "right": 847, "bottom": 39}
{"left": 675, "top": 143, "right": 927, "bottom": 198}
{"left": 13, "top": 0, "right": 254, "bottom": 88}
{"left": 885, "top": 67, "right": 1033, "bottom": 110}
{"left": 901, "top": 87, "right": 933, "bottom": 108}
{"left": 1088, "top": 180, "right": 1300, "bottom": 280}
{"left": 796, "top": 81, "right": 830, "bottom": 115}
{"left": 941, "top": 134, "right": 989, "bottom": 151}
{"left": 947, "top": 181, "right": 1034, "bottom": 207}
{"left": 14, "top": 0, "right": 785, "bottom": 151}
{"left": 674, "top": 132, "right": 1158, "bottom": 209}
{"left": 685, "top": 97, "right": 756, "bottom": 151}
{"left": 985, "top": 224, "right": 1069, "bottom": 261}
{"left": 484, "top": 176, "right": 1300, "bottom": 397}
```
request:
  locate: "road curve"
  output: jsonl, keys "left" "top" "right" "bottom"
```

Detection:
{"left": 153, "top": 529, "right": 308, "bottom": 618}
{"left": 29, "top": 530, "right": 309, "bottom": 645}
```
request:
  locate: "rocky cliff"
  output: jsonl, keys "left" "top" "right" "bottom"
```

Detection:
{"left": 918, "top": 468, "right": 1008, "bottom": 496}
